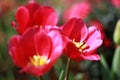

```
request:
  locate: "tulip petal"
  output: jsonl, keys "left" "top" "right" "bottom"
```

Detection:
{"left": 25, "top": 3, "right": 41, "bottom": 27}
{"left": 9, "top": 35, "right": 28, "bottom": 67}
{"left": 21, "top": 59, "right": 54, "bottom": 77}
{"left": 33, "top": 6, "right": 58, "bottom": 26}
{"left": 26, "top": 3, "right": 40, "bottom": 16}
{"left": 85, "top": 26, "right": 103, "bottom": 52}
{"left": 48, "top": 28, "right": 66, "bottom": 61}
{"left": 42, "top": 6, "right": 58, "bottom": 26}
{"left": 62, "top": 18, "right": 88, "bottom": 42}
{"left": 34, "top": 29, "right": 52, "bottom": 57}
{"left": 15, "top": 6, "right": 30, "bottom": 34}
{"left": 64, "top": 42, "right": 81, "bottom": 60}
{"left": 20, "top": 27, "right": 37, "bottom": 59}
{"left": 81, "top": 53, "right": 100, "bottom": 60}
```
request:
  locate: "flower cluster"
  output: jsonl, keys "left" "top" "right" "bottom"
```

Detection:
{"left": 9, "top": 1, "right": 102, "bottom": 77}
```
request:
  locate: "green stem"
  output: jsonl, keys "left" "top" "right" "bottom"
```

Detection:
{"left": 40, "top": 76, "right": 43, "bottom": 80}
{"left": 64, "top": 58, "right": 71, "bottom": 80}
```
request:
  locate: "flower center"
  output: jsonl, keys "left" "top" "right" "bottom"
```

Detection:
{"left": 72, "top": 39, "right": 86, "bottom": 52}
{"left": 30, "top": 55, "right": 48, "bottom": 66}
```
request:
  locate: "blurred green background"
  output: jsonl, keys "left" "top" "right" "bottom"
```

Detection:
{"left": 0, "top": 0, "right": 120, "bottom": 80}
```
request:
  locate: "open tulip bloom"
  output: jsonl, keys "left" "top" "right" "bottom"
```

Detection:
{"left": 11, "top": 2, "right": 58, "bottom": 35}
{"left": 61, "top": 18, "right": 103, "bottom": 62}
{"left": 9, "top": 26, "right": 66, "bottom": 77}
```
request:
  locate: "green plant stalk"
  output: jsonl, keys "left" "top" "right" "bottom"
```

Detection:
{"left": 64, "top": 58, "right": 71, "bottom": 80}
{"left": 58, "top": 70, "right": 64, "bottom": 80}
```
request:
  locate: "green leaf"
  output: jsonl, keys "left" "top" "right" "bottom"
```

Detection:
{"left": 6, "top": 70, "right": 14, "bottom": 80}
{"left": 112, "top": 46, "right": 120, "bottom": 78}
{"left": 68, "top": 72, "right": 74, "bottom": 80}
{"left": 58, "top": 70, "right": 64, "bottom": 80}
{"left": 42, "top": 73, "right": 50, "bottom": 80}
{"left": 29, "top": 75, "right": 40, "bottom": 80}
{"left": 100, "top": 54, "right": 109, "bottom": 70}
{"left": 0, "top": 75, "right": 5, "bottom": 80}
{"left": 100, "top": 54, "right": 112, "bottom": 80}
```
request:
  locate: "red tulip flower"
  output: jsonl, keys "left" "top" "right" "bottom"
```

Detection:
{"left": 9, "top": 26, "right": 66, "bottom": 77}
{"left": 63, "top": 1, "right": 91, "bottom": 22}
{"left": 61, "top": 18, "right": 103, "bottom": 61}
{"left": 11, "top": 2, "right": 58, "bottom": 35}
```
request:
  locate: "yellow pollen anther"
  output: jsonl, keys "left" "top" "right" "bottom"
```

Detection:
{"left": 30, "top": 55, "right": 48, "bottom": 66}
{"left": 72, "top": 39, "right": 86, "bottom": 52}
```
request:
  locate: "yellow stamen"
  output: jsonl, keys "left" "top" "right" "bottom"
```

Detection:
{"left": 73, "top": 39, "right": 86, "bottom": 52}
{"left": 30, "top": 55, "right": 48, "bottom": 66}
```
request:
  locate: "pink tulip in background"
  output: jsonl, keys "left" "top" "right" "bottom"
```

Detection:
{"left": 63, "top": 1, "right": 91, "bottom": 22}
{"left": 111, "top": 0, "right": 120, "bottom": 8}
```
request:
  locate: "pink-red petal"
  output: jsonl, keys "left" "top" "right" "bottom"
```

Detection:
{"left": 85, "top": 26, "right": 103, "bottom": 52}
{"left": 15, "top": 6, "right": 30, "bottom": 34}
{"left": 48, "top": 29, "right": 66, "bottom": 60}
{"left": 21, "top": 58, "right": 55, "bottom": 77}
{"left": 9, "top": 35, "right": 28, "bottom": 67}
{"left": 20, "top": 27, "right": 37, "bottom": 59}
{"left": 33, "top": 6, "right": 58, "bottom": 26}
{"left": 81, "top": 54, "right": 100, "bottom": 61}
{"left": 62, "top": 18, "right": 88, "bottom": 42}
{"left": 26, "top": 3, "right": 40, "bottom": 16}
{"left": 64, "top": 42, "right": 81, "bottom": 60}
{"left": 34, "top": 29, "right": 52, "bottom": 57}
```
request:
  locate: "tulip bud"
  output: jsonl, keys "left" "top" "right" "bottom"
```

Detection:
{"left": 113, "top": 20, "right": 120, "bottom": 45}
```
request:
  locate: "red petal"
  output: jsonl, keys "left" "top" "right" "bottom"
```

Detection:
{"left": 33, "top": 6, "right": 58, "bottom": 26}
{"left": 34, "top": 29, "right": 52, "bottom": 57}
{"left": 9, "top": 35, "right": 28, "bottom": 67}
{"left": 25, "top": 3, "right": 41, "bottom": 27}
{"left": 26, "top": 3, "right": 40, "bottom": 16}
{"left": 20, "top": 27, "right": 37, "bottom": 59}
{"left": 11, "top": 21, "right": 17, "bottom": 30}
{"left": 64, "top": 43, "right": 100, "bottom": 61}
{"left": 15, "top": 6, "right": 30, "bottom": 34}
{"left": 62, "top": 18, "right": 88, "bottom": 42}
{"left": 64, "top": 42, "right": 81, "bottom": 60}
{"left": 62, "top": 18, "right": 76, "bottom": 38}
